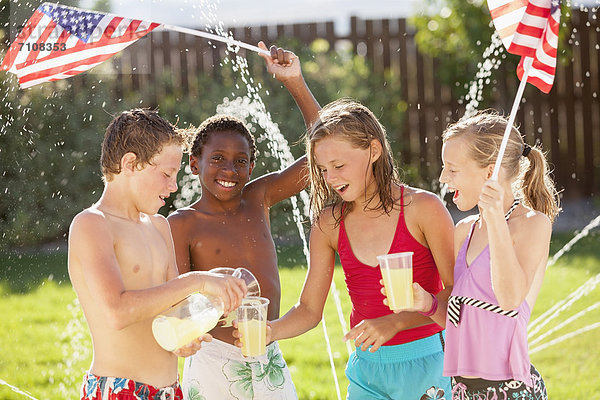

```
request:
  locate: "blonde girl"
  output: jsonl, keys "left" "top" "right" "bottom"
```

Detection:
{"left": 409, "top": 111, "right": 559, "bottom": 400}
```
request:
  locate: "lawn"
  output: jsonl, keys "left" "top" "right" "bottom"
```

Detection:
{"left": 0, "top": 231, "right": 599, "bottom": 399}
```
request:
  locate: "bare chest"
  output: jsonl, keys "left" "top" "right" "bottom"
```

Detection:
{"left": 112, "top": 222, "right": 170, "bottom": 288}
{"left": 189, "top": 208, "right": 276, "bottom": 269}
{"left": 188, "top": 208, "right": 281, "bottom": 317}
{"left": 342, "top": 210, "right": 400, "bottom": 267}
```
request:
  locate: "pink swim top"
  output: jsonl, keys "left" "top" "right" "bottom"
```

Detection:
{"left": 338, "top": 186, "right": 444, "bottom": 346}
{"left": 443, "top": 222, "right": 532, "bottom": 386}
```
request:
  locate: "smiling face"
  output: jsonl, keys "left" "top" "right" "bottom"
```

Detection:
{"left": 191, "top": 130, "right": 254, "bottom": 203}
{"left": 130, "top": 143, "right": 183, "bottom": 214}
{"left": 313, "top": 135, "right": 379, "bottom": 204}
{"left": 439, "top": 136, "right": 491, "bottom": 211}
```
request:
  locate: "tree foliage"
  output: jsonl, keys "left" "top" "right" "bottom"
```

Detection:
{"left": 411, "top": 0, "right": 502, "bottom": 100}
{"left": 0, "top": 35, "right": 418, "bottom": 249}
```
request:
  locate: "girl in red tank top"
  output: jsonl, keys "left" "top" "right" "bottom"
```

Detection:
{"left": 268, "top": 99, "right": 455, "bottom": 399}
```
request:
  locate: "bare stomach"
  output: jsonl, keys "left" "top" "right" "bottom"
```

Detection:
{"left": 210, "top": 325, "right": 237, "bottom": 344}
{"left": 88, "top": 325, "right": 178, "bottom": 388}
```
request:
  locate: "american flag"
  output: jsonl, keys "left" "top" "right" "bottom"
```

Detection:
{"left": 1, "top": 3, "right": 160, "bottom": 89}
{"left": 487, "top": 0, "right": 561, "bottom": 93}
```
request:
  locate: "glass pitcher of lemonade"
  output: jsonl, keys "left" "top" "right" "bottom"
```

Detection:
{"left": 152, "top": 293, "right": 224, "bottom": 352}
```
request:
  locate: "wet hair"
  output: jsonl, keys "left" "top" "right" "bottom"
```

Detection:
{"left": 101, "top": 108, "right": 189, "bottom": 181}
{"left": 306, "top": 98, "right": 400, "bottom": 224}
{"left": 442, "top": 110, "right": 560, "bottom": 222}
{"left": 190, "top": 115, "right": 256, "bottom": 163}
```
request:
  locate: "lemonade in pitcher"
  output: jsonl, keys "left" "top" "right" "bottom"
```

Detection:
{"left": 152, "top": 293, "right": 223, "bottom": 352}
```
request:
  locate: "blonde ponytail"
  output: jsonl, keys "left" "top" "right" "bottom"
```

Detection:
{"left": 519, "top": 145, "right": 561, "bottom": 222}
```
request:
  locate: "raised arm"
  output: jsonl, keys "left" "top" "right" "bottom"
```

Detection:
{"left": 68, "top": 211, "right": 246, "bottom": 331}
{"left": 255, "top": 42, "right": 320, "bottom": 206}
{"left": 258, "top": 41, "right": 320, "bottom": 128}
{"left": 480, "top": 180, "right": 552, "bottom": 310}
{"left": 270, "top": 219, "right": 336, "bottom": 341}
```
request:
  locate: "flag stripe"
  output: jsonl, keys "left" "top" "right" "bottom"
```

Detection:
{"left": 36, "top": 25, "right": 67, "bottom": 60}
{"left": 488, "top": 0, "right": 561, "bottom": 93}
{"left": 491, "top": 8, "right": 526, "bottom": 36}
{"left": 12, "top": 16, "right": 56, "bottom": 70}
{"left": 15, "top": 21, "right": 157, "bottom": 70}
{"left": 490, "top": 1, "right": 527, "bottom": 21}
{"left": 516, "top": 22, "right": 545, "bottom": 38}
{"left": 1, "top": 3, "right": 160, "bottom": 88}
{"left": 0, "top": 10, "right": 45, "bottom": 71}
{"left": 16, "top": 39, "right": 141, "bottom": 81}
{"left": 25, "top": 19, "right": 58, "bottom": 63}
{"left": 20, "top": 59, "right": 106, "bottom": 88}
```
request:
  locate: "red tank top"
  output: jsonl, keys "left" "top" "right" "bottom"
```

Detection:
{"left": 337, "top": 186, "right": 444, "bottom": 346}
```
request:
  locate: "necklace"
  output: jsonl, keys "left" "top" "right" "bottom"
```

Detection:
{"left": 99, "top": 208, "right": 140, "bottom": 221}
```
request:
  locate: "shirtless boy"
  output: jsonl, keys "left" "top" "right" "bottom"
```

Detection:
{"left": 68, "top": 109, "right": 246, "bottom": 400}
{"left": 167, "top": 43, "right": 320, "bottom": 399}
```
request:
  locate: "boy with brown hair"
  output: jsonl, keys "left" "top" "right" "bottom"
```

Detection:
{"left": 68, "top": 108, "right": 247, "bottom": 400}
{"left": 168, "top": 43, "right": 319, "bottom": 399}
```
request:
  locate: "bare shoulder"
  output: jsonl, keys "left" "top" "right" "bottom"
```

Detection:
{"left": 404, "top": 186, "right": 446, "bottom": 211}
{"left": 241, "top": 177, "right": 269, "bottom": 199}
{"left": 167, "top": 206, "right": 194, "bottom": 223}
{"left": 147, "top": 213, "right": 170, "bottom": 236}
{"left": 70, "top": 207, "right": 110, "bottom": 236}
{"left": 68, "top": 208, "right": 114, "bottom": 267}
{"left": 455, "top": 214, "right": 479, "bottom": 244}
{"left": 167, "top": 206, "right": 199, "bottom": 230}
{"left": 312, "top": 206, "right": 340, "bottom": 243}
{"left": 403, "top": 186, "right": 452, "bottom": 229}
{"left": 512, "top": 208, "right": 552, "bottom": 241}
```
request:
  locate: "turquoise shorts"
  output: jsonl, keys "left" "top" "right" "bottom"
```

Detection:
{"left": 345, "top": 331, "right": 450, "bottom": 400}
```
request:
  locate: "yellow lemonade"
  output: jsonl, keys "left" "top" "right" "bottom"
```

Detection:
{"left": 219, "top": 310, "right": 237, "bottom": 328}
{"left": 152, "top": 310, "right": 220, "bottom": 351}
{"left": 381, "top": 267, "right": 413, "bottom": 310}
{"left": 238, "top": 319, "right": 267, "bottom": 357}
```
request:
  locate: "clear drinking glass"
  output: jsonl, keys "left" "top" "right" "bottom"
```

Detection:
{"left": 377, "top": 252, "right": 414, "bottom": 311}
{"left": 236, "top": 296, "right": 270, "bottom": 357}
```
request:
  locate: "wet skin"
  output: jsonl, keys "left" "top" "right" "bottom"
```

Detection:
{"left": 169, "top": 130, "right": 307, "bottom": 344}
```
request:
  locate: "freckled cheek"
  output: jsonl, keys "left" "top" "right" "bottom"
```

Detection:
{"left": 323, "top": 170, "right": 338, "bottom": 184}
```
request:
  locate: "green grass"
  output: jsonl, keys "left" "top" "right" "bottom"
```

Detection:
{"left": 0, "top": 231, "right": 599, "bottom": 399}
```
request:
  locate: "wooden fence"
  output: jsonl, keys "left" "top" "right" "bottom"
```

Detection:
{"left": 109, "top": 9, "right": 599, "bottom": 197}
